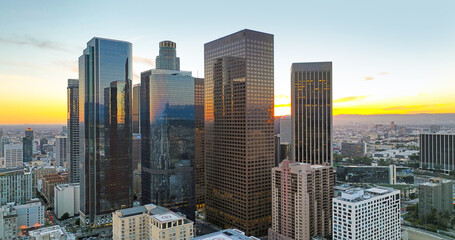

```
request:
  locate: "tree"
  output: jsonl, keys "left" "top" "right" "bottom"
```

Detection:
{"left": 75, "top": 218, "right": 80, "bottom": 225}
{"left": 60, "top": 212, "right": 70, "bottom": 221}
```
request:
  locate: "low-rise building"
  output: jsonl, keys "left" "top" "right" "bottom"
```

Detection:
{"left": 14, "top": 198, "right": 45, "bottom": 229}
{"left": 193, "top": 229, "right": 260, "bottom": 240}
{"left": 112, "top": 203, "right": 194, "bottom": 240}
{"left": 341, "top": 142, "right": 366, "bottom": 158}
{"left": 333, "top": 187, "right": 401, "bottom": 240}
{"left": 41, "top": 172, "right": 68, "bottom": 204}
{"left": 54, "top": 183, "right": 80, "bottom": 219}
{"left": 29, "top": 225, "right": 75, "bottom": 240}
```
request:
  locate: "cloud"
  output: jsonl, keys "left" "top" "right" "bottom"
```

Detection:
{"left": 364, "top": 76, "right": 375, "bottom": 81}
{"left": 378, "top": 72, "right": 389, "bottom": 75}
{"left": 383, "top": 103, "right": 453, "bottom": 111}
{"left": 0, "top": 36, "right": 70, "bottom": 52}
{"left": 133, "top": 56, "right": 154, "bottom": 66}
{"left": 334, "top": 96, "right": 368, "bottom": 103}
{"left": 54, "top": 60, "right": 78, "bottom": 73}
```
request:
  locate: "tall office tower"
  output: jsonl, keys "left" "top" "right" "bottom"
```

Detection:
{"left": 278, "top": 115, "right": 291, "bottom": 144}
{"left": 269, "top": 160, "right": 334, "bottom": 240}
{"left": 141, "top": 40, "right": 195, "bottom": 220}
{"left": 40, "top": 138, "right": 48, "bottom": 154}
{"left": 204, "top": 29, "right": 274, "bottom": 236}
{"left": 333, "top": 188, "right": 401, "bottom": 240}
{"left": 291, "top": 62, "right": 332, "bottom": 165}
{"left": 79, "top": 37, "right": 133, "bottom": 226}
{"left": 55, "top": 136, "right": 68, "bottom": 167}
{"left": 23, "top": 128, "right": 34, "bottom": 162}
{"left": 194, "top": 77, "right": 205, "bottom": 209}
{"left": 156, "top": 40, "right": 180, "bottom": 70}
{"left": 419, "top": 178, "right": 453, "bottom": 219}
{"left": 420, "top": 133, "right": 455, "bottom": 173}
{"left": 67, "top": 79, "right": 80, "bottom": 183}
{"left": 132, "top": 83, "right": 141, "bottom": 134}
{"left": 3, "top": 144, "right": 23, "bottom": 168}
{"left": 0, "top": 168, "right": 33, "bottom": 205}
{"left": 0, "top": 136, "right": 10, "bottom": 158}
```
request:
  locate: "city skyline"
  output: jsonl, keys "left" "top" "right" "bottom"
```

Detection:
{"left": 1, "top": 1, "right": 455, "bottom": 124}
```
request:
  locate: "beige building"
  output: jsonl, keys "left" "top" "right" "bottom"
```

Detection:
{"left": 41, "top": 172, "right": 68, "bottom": 204}
{"left": 269, "top": 160, "right": 334, "bottom": 240}
{"left": 112, "top": 203, "right": 193, "bottom": 240}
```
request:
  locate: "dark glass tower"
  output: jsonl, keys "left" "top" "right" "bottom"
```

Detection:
{"left": 204, "top": 29, "right": 274, "bottom": 236}
{"left": 194, "top": 78, "right": 205, "bottom": 209}
{"left": 291, "top": 62, "right": 332, "bottom": 165}
{"left": 67, "top": 79, "right": 80, "bottom": 183}
{"left": 23, "top": 128, "right": 33, "bottom": 162}
{"left": 132, "top": 84, "right": 141, "bottom": 134}
{"left": 79, "top": 38, "right": 133, "bottom": 227}
{"left": 141, "top": 41, "right": 195, "bottom": 220}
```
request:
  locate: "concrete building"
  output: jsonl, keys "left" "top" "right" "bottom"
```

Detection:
{"left": 67, "top": 79, "right": 80, "bottom": 183}
{"left": 269, "top": 160, "right": 334, "bottom": 240}
{"left": 55, "top": 136, "right": 68, "bottom": 168}
{"left": 112, "top": 203, "right": 194, "bottom": 240}
{"left": 278, "top": 115, "right": 291, "bottom": 144}
{"left": 193, "top": 229, "right": 260, "bottom": 240}
{"left": 29, "top": 225, "right": 75, "bottom": 240}
{"left": 204, "top": 29, "right": 275, "bottom": 236}
{"left": 333, "top": 188, "right": 401, "bottom": 240}
{"left": 33, "top": 166, "right": 58, "bottom": 193}
{"left": 291, "top": 62, "right": 332, "bottom": 165}
{"left": 0, "top": 167, "right": 33, "bottom": 205}
{"left": 54, "top": 183, "right": 80, "bottom": 219}
{"left": 420, "top": 133, "right": 455, "bottom": 173}
{"left": 419, "top": 178, "right": 453, "bottom": 219}
{"left": 41, "top": 173, "right": 68, "bottom": 204}
{"left": 0, "top": 203, "right": 18, "bottom": 240}
{"left": 14, "top": 198, "right": 45, "bottom": 229}
{"left": 3, "top": 143, "right": 23, "bottom": 168}
{"left": 341, "top": 142, "right": 366, "bottom": 158}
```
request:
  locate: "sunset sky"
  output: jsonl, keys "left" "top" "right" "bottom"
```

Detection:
{"left": 1, "top": 1, "right": 454, "bottom": 124}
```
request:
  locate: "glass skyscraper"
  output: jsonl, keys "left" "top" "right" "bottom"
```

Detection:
{"left": 204, "top": 29, "right": 275, "bottom": 236}
{"left": 67, "top": 79, "right": 80, "bottom": 183}
{"left": 79, "top": 37, "right": 133, "bottom": 227}
{"left": 141, "top": 41, "right": 195, "bottom": 220}
{"left": 22, "top": 128, "right": 33, "bottom": 162}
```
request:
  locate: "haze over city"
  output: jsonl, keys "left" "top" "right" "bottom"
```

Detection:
{"left": 1, "top": 0, "right": 455, "bottom": 124}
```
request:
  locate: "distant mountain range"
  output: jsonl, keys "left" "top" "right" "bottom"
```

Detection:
{"left": 333, "top": 113, "right": 455, "bottom": 127}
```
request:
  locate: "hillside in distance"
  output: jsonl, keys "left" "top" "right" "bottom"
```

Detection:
{"left": 334, "top": 113, "right": 455, "bottom": 127}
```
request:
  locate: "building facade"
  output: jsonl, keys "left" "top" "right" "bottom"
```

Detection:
{"left": 194, "top": 77, "right": 205, "bottom": 209}
{"left": 193, "top": 229, "right": 260, "bottom": 240}
{"left": 291, "top": 62, "right": 332, "bottom": 165}
{"left": 112, "top": 203, "right": 194, "bottom": 240}
{"left": 420, "top": 133, "right": 455, "bottom": 172}
{"left": 269, "top": 160, "right": 334, "bottom": 240}
{"left": 0, "top": 203, "right": 18, "bottom": 240}
{"left": 55, "top": 136, "right": 68, "bottom": 167}
{"left": 333, "top": 188, "right": 401, "bottom": 240}
{"left": 23, "top": 128, "right": 34, "bottom": 162}
{"left": 54, "top": 183, "right": 80, "bottom": 219}
{"left": 67, "top": 79, "right": 80, "bottom": 183}
{"left": 14, "top": 199, "right": 45, "bottom": 229}
{"left": 41, "top": 173, "right": 68, "bottom": 204}
{"left": 3, "top": 144, "right": 23, "bottom": 168}
{"left": 204, "top": 29, "right": 275, "bottom": 236}
{"left": 0, "top": 168, "right": 33, "bottom": 205}
{"left": 132, "top": 83, "right": 141, "bottom": 134}
{"left": 141, "top": 41, "right": 195, "bottom": 220}
{"left": 341, "top": 142, "right": 366, "bottom": 158}
{"left": 79, "top": 37, "right": 133, "bottom": 226}
{"left": 419, "top": 178, "right": 453, "bottom": 219}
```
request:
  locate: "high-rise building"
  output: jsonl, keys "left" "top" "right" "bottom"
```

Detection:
{"left": 41, "top": 173, "right": 68, "bottom": 204}
{"left": 333, "top": 188, "right": 401, "bottom": 240}
{"left": 40, "top": 138, "right": 48, "bottom": 154}
{"left": 0, "top": 136, "right": 10, "bottom": 158}
{"left": 79, "top": 37, "right": 133, "bottom": 226}
{"left": 194, "top": 77, "right": 205, "bottom": 209}
{"left": 278, "top": 115, "right": 291, "bottom": 144}
{"left": 67, "top": 79, "right": 80, "bottom": 183}
{"left": 156, "top": 41, "right": 180, "bottom": 71}
{"left": 132, "top": 83, "right": 141, "bottom": 134}
{"left": 23, "top": 128, "right": 34, "bottom": 162}
{"left": 204, "top": 29, "right": 274, "bottom": 236}
{"left": 269, "top": 160, "right": 334, "bottom": 240}
{"left": 2, "top": 144, "right": 23, "bottom": 168}
{"left": 0, "top": 203, "right": 18, "bottom": 239}
{"left": 141, "top": 40, "right": 195, "bottom": 220}
{"left": 419, "top": 178, "right": 453, "bottom": 219}
{"left": 54, "top": 183, "right": 80, "bottom": 219}
{"left": 112, "top": 203, "right": 194, "bottom": 240}
{"left": 0, "top": 168, "right": 33, "bottom": 205}
{"left": 291, "top": 62, "right": 332, "bottom": 165}
{"left": 55, "top": 136, "right": 67, "bottom": 167}
{"left": 420, "top": 133, "right": 455, "bottom": 173}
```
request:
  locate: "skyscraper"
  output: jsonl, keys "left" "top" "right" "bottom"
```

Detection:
{"left": 141, "top": 41, "right": 195, "bottom": 220}
{"left": 291, "top": 62, "right": 332, "bottom": 165}
{"left": 23, "top": 128, "right": 33, "bottom": 162}
{"left": 79, "top": 37, "right": 133, "bottom": 226}
{"left": 420, "top": 133, "right": 455, "bottom": 173}
{"left": 55, "top": 136, "right": 68, "bottom": 167}
{"left": 269, "top": 160, "right": 334, "bottom": 240}
{"left": 3, "top": 144, "right": 23, "bottom": 168}
{"left": 194, "top": 77, "right": 205, "bottom": 209}
{"left": 132, "top": 83, "right": 140, "bottom": 134}
{"left": 204, "top": 29, "right": 274, "bottom": 236}
{"left": 419, "top": 178, "right": 453, "bottom": 219}
{"left": 67, "top": 79, "right": 80, "bottom": 183}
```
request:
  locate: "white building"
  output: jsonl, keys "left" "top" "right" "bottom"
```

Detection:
{"left": 333, "top": 187, "right": 401, "bottom": 240}
{"left": 55, "top": 136, "right": 67, "bottom": 167}
{"left": 0, "top": 168, "right": 33, "bottom": 205}
{"left": 0, "top": 203, "right": 18, "bottom": 240}
{"left": 29, "top": 225, "right": 75, "bottom": 240}
{"left": 3, "top": 144, "right": 23, "bottom": 168}
{"left": 54, "top": 183, "right": 80, "bottom": 219}
{"left": 13, "top": 198, "right": 45, "bottom": 229}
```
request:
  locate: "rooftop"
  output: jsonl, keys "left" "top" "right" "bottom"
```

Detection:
{"left": 337, "top": 187, "right": 398, "bottom": 203}
{"left": 192, "top": 229, "right": 256, "bottom": 240}
{"left": 152, "top": 212, "right": 183, "bottom": 223}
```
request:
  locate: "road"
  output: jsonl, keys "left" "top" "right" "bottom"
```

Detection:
{"left": 402, "top": 226, "right": 455, "bottom": 240}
